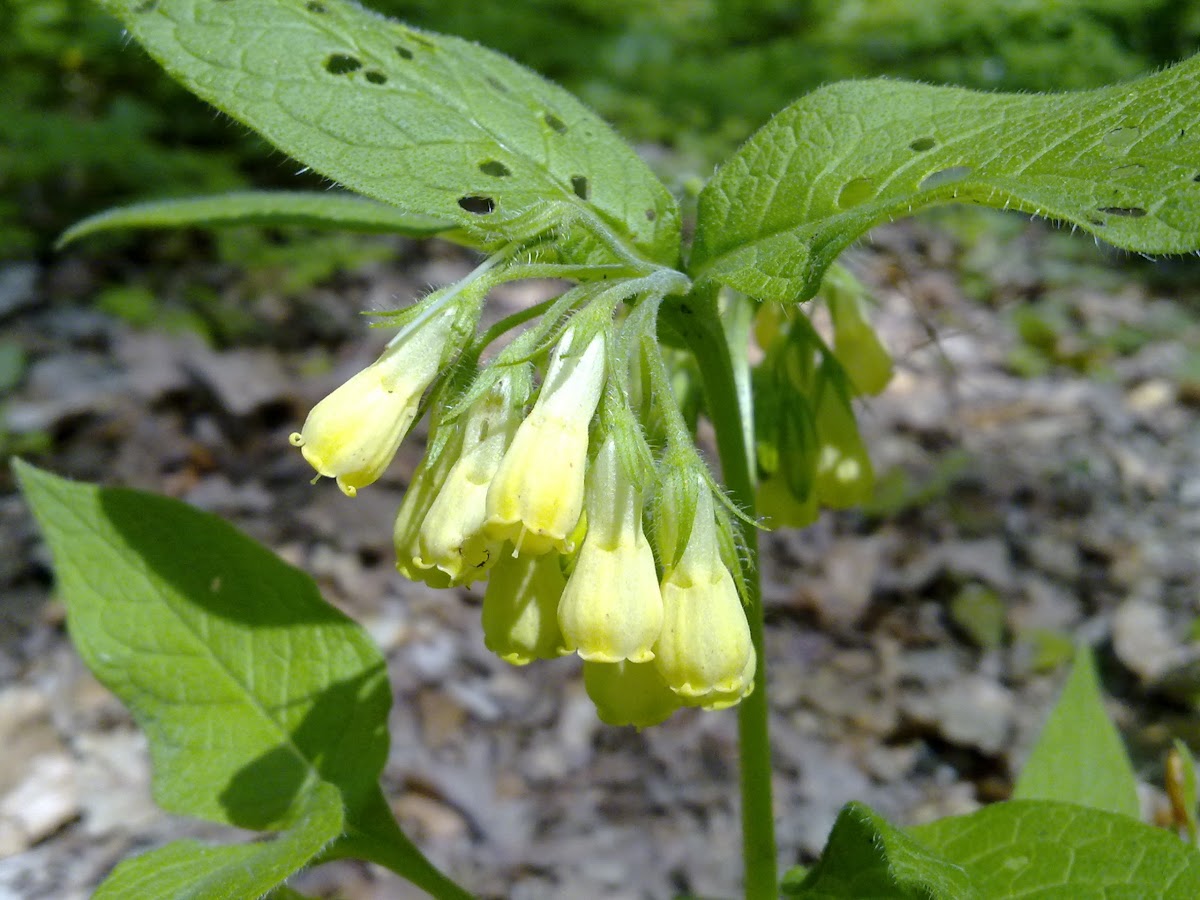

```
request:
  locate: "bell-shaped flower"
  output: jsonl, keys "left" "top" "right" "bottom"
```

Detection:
{"left": 753, "top": 391, "right": 820, "bottom": 528}
{"left": 829, "top": 288, "right": 892, "bottom": 397}
{"left": 290, "top": 309, "right": 455, "bottom": 496}
{"left": 393, "top": 420, "right": 463, "bottom": 591}
{"left": 688, "top": 652, "right": 756, "bottom": 711}
{"left": 653, "top": 486, "right": 754, "bottom": 706}
{"left": 482, "top": 547, "right": 569, "bottom": 665}
{"left": 753, "top": 299, "right": 789, "bottom": 351}
{"left": 485, "top": 328, "right": 606, "bottom": 555}
{"left": 583, "top": 660, "right": 680, "bottom": 728}
{"left": 415, "top": 374, "right": 526, "bottom": 584}
{"left": 812, "top": 375, "right": 874, "bottom": 509}
{"left": 558, "top": 436, "right": 663, "bottom": 663}
{"left": 756, "top": 473, "right": 818, "bottom": 529}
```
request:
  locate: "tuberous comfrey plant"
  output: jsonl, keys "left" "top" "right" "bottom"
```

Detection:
{"left": 18, "top": 0, "right": 1200, "bottom": 896}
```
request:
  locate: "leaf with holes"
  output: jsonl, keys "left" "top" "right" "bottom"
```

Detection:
{"left": 1012, "top": 644, "right": 1140, "bottom": 818}
{"left": 94, "top": 782, "right": 342, "bottom": 900}
{"left": 97, "top": 0, "right": 679, "bottom": 268}
{"left": 910, "top": 800, "right": 1200, "bottom": 898}
{"left": 59, "top": 191, "right": 466, "bottom": 248}
{"left": 14, "top": 460, "right": 390, "bottom": 831}
{"left": 692, "top": 55, "right": 1200, "bottom": 300}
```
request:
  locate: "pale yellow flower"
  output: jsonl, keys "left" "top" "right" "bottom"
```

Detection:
{"left": 415, "top": 377, "right": 524, "bottom": 584}
{"left": 558, "top": 436, "right": 662, "bottom": 663}
{"left": 393, "top": 420, "right": 463, "bottom": 591}
{"left": 290, "top": 310, "right": 454, "bottom": 497}
{"left": 482, "top": 547, "right": 569, "bottom": 665}
{"left": 828, "top": 272, "right": 892, "bottom": 397}
{"left": 653, "top": 486, "right": 754, "bottom": 705}
{"left": 485, "top": 328, "right": 605, "bottom": 555}
{"left": 583, "top": 660, "right": 680, "bottom": 728}
{"left": 812, "top": 377, "right": 874, "bottom": 509}
{"left": 690, "top": 651, "right": 756, "bottom": 711}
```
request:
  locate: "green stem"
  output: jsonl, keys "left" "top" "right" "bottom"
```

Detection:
{"left": 679, "top": 289, "right": 778, "bottom": 900}
{"left": 319, "top": 788, "right": 475, "bottom": 900}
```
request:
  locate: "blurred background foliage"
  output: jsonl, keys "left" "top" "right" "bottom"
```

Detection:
{"left": 6, "top": 0, "right": 1200, "bottom": 258}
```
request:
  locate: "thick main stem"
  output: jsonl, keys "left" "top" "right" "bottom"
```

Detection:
{"left": 682, "top": 300, "right": 778, "bottom": 900}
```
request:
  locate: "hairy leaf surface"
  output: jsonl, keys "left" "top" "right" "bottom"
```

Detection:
{"left": 98, "top": 0, "right": 679, "bottom": 266}
{"left": 912, "top": 800, "right": 1200, "bottom": 898}
{"left": 782, "top": 802, "right": 977, "bottom": 898}
{"left": 789, "top": 800, "right": 1200, "bottom": 898}
{"left": 693, "top": 57, "right": 1200, "bottom": 299}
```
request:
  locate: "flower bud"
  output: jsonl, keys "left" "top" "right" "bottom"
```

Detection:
{"left": 829, "top": 288, "right": 892, "bottom": 397}
{"left": 482, "top": 547, "right": 569, "bottom": 665}
{"left": 290, "top": 310, "right": 455, "bottom": 496}
{"left": 654, "top": 487, "right": 754, "bottom": 705}
{"left": 485, "top": 328, "right": 606, "bottom": 555}
{"left": 415, "top": 374, "right": 527, "bottom": 584}
{"left": 558, "top": 436, "right": 663, "bottom": 663}
{"left": 583, "top": 660, "right": 680, "bottom": 728}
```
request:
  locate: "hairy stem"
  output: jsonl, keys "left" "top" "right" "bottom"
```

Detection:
{"left": 678, "top": 286, "right": 778, "bottom": 899}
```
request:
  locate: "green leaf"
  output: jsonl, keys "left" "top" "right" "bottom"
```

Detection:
{"left": 1013, "top": 644, "right": 1140, "bottom": 818}
{"left": 13, "top": 460, "right": 390, "bottom": 831}
{"left": 94, "top": 781, "right": 342, "bottom": 900}
{"left": 58, "top": 190, "right": 465, "bottom": 248}
{"left": 98, "top": 0, "right": 679, "bottom": 267}
{"left": 912, "top": 800, "right": 1200, "bottom": 898}
{"left": 782, "top": 802, "right": 978, "bottom": 899}
{"left": 693, "top": 56, "right": 1200, "bottom": 300}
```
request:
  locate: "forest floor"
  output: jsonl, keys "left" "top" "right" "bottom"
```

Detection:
{"left": 1, "top": 212, "right": 1199, "bottom": 899}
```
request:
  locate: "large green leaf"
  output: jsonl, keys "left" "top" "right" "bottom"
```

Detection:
{"left": 912, "top": 800, "right": 1200, "bottom": 898}
{"left": 14, "top": 461, "right": 389, "bottom": 831}
{"left": 98, "top": 0, "right": 680, "bottom": 267}
{"left": 58, "top": 190, "right": 465, "bottom": 248}
{"left": 781, "top": 802, "right": 977, "bottom": 899}
{"left": 692, "top": 56, "right": 1200, "bottom": 299}
{"left": 94, "top": 782, "right": 342, "bottom": 900}
{"left": 1013, "top": 644, "right": 1140, "bottom": 818}
{"left": 788, "top": 800, "right": 1200, "bottom": 899}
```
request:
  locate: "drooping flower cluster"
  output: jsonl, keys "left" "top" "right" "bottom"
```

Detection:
{"left": 753, "top": 265, "right": 891, "bottom": 528}
{"left": 291, "top": 266, "right": 756, "bottom": 727}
